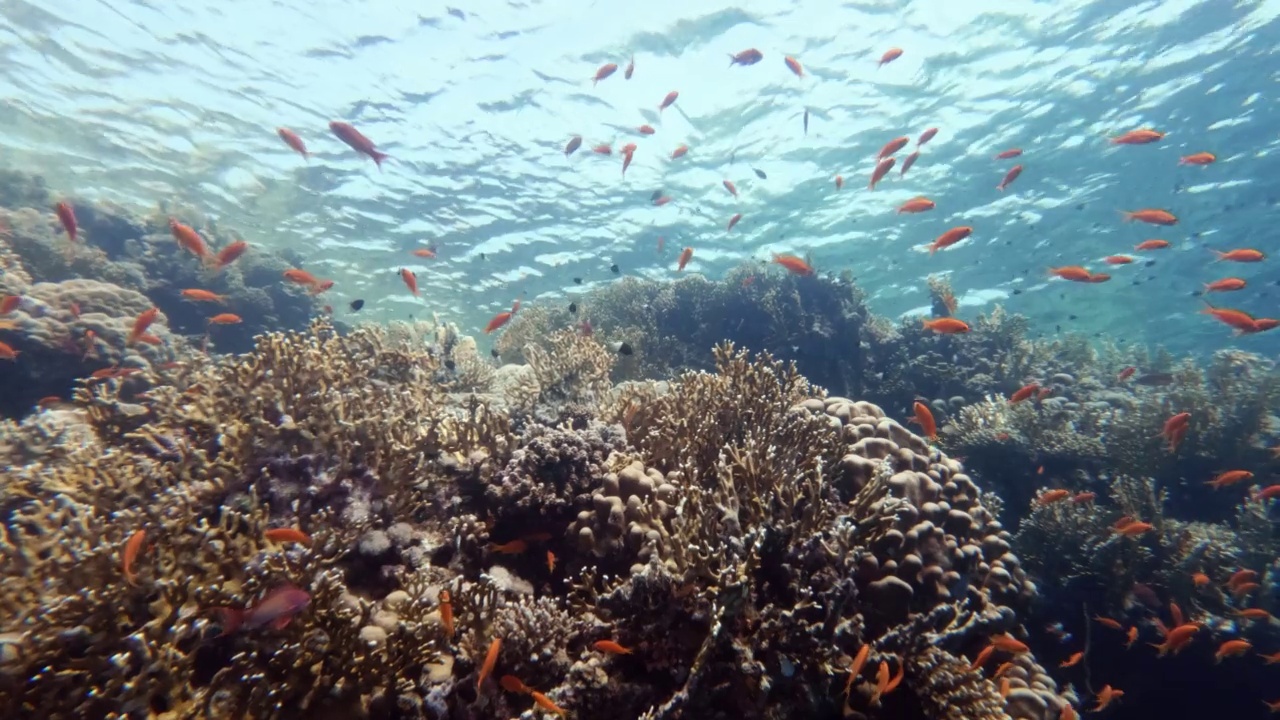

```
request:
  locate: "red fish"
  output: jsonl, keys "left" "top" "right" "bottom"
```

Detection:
{"left": 772, "top": 255, "right": 813, "bottom": 276}
{"left": 922, "top": 317, "right": 969, "bottom": 334}
{"left": 593, "top": 62, "right": 618, "bottom": 85}
{"left": 1135, "top": 239, "right": 1170, "bottom": 251}
{"left": 928, "top": 227, "right": 972, "bottom": 255}
{"left": 1121, "top": 209, "right": 1177, "bottom": 225}
{"left": 264, "top": 527, "right": 312, "bottom": 546}
{"left": 564, "top": 136, "right": 582, "bottom": 156}
{"left": 1111, "top": 128, "right": 1164, "bottom": 145}
{"left": 726, "top": 213, "right": 742, "bottom": 232}
{"left": 0, "top": 295, "right": 19, "bottom": 315}
{"left": 918, "top": 127, "right": 938, "bottom": 146}
{"left": 784, "top": 56, "right": 803, "bottom": 77}
{"left": 592, "top": 144, "right": 612, "bottom": 155}
{"left": 868, "top": 157, "right": 895, "bottom": 189}
{"left": 329, "top": 121, "right": 388, "bottom": 170}
{"left": 213, "top": 584, "right": 310, "bottom": 634}
{"left": 995, "top": 148, "right": 1022, "bottom": 159}
{"left": 659, "top": 91, "right": 679, "bottom": 111}
{"left": 1117, "top": 366, "right": 1136, "bottom": 381}
{"left": 671, "top": 144, "right": 689, "bottom": 160}
{"left": 277, "top": 128, "right": 308, "bottom": 159}
{"left": 208, "top": 313, "right": 242, "bottom": 325}
{"left": 877, "top": 136, "right": 910, "bottom": 160}
{"left": 400, "top": 268, "right": 418, "bottom": 297}
{"left": 1179, "top": 152, "right": 1215, "bottom": 165}
{"left": 878, "top": 48, "right": 903, "bottom": 67}
{"left": 55, "top": 201, "right": 78, "bottom": 244}
{"left": 900, "top": 151, "right": 919, "bottom": 176}
{"left": 214, "top": 240, "right": 249, "bottom": 270}
{"left": 677, "top": 247, "right": 693, "bottom": 271}
{"left": 1204, "top": 278, "right": 1246, "bottom": 292}
{"left": 169, "top": 219, "right": 212, "bottom": 264}
{"left": 653, "top": 195, "right": 672, "bottom": 206}
{"left": 1213, "top": 248, "right": 1265, "bottom": 262}
{"left": 485, "top": 311, "right": 513, "bottom": 333}
{"left": 621, "top": 147, "right": 635, "bottom": 178}
{"left": 729, "top": 48, "right": 764, "bottom": 66}
{"left": 723, "top": 180, "right": 739, "bottom": 198}
{"left": 638, "top": 124, "right": 655, "bottom": 135}
{"left": 1049, "top": 266, "right": 1093, "bottom": 282}
{"left": 127, "top": 307, "right": 160, "bottom": 345}
{"left": 910, "top": 401, "right": 937, "bottom": 439}
{"left": 835, "top": 175, "right": 844, "bottom": 190}
{"left": 897, "top": 197, "right": 935, "bottom": 214}
{"left": 1105, "top": 255, "right": 1133, "bottom": 265}
{"left": 997, "top": 165, "right": 1023, "bottom": 191}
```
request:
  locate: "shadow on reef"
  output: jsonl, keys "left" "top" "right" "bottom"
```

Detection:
{"left": 0, "top": 169, "right": 321, "bottom": 418}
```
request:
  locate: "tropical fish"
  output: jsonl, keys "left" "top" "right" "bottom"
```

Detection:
{"left": 1121, "top": 209, "right": 1177, "bottom": 225}
{"left": 878, "top": 48, "right": 903, "bottom": 67}
{"left": 277, "top": 128, "right": 308, "bottom": 159}
{"left": 329, "top": 121, "right": 388, "bottom": 170}
{"left": 897, "top": 197, "right": 935, "bottom": 214}
{"left": 868, "top": 158, "right": 895, "bottom": 189}
{"left": 927, "top": 227, "right": 972, "bottom": 255}
{"left": 772, "top": 255, "right": 813, "bottom": 276}
{"left": 784, "top": 56, "right": 803, "bottom": 77}
{"left": 922, "top": 317, "right": 969, "bottom": 334}
{"left": 877, "top": 136, "right": 909, "bottom": 160}
{"left": 1179, "top": 152, "right": 1215, "bottom": 165}
{"left": 400, "top": 268, "right": 418, "bottom": 297}
{"left": 1111, "top": 128, "right": 1164, "bottom": 145}
{"left": 997, "top": 164, "right": 1023, "bottom": 191}
{"left": 659, "top": 91, "right": 678, "bottom": 111}
{"left": 677, "top": 247, "right": 693, "bottom": 271}
{"left": 729, "top": 48, "right": 763, "bottom": 66}
{"left": 594, "top": 640, "right": 632, "bottom": 655}
{"left": 995, "top": 148, "right": 1022, "bottom": 159}
{"left": 564, "top": 136, "right": 582, "bottom": 156}
{"left": 726, "top": 213, "right": 742, "bottom": 232}
{"left": 910, "top": 401, "right": 937, "bottom": 439}
{"left": 212, "top": 584, "right": 310, "bottom": 634}
{"left": 900, "top": 151, "right": 919, "bottom": 176}
{"left": 214, "top": 240, "right": 249, "bottom": 270}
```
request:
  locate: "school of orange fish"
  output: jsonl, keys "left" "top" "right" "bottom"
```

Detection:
{"left": 2, "top": 40, "right": 1278, "bottom": 718}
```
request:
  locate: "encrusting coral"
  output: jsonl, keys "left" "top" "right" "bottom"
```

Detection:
{"left": 1, "top": 317, "right": 1076, "bottom": 720}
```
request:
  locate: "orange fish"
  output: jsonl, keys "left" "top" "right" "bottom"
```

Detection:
{"left": 659, "top": 91, "right": 679, "bottom": 111}
{"left": 593, "top": 62, "right": 618, "bottom": 85}
{"left": 1213, "top": 248, "right": 1265, "bottom": 262}
{"left": 997, "top": 164, "right": 1023, "bottom": 191}
{"left": 283, "top": 268, "right": 320, "bottom": 287}
{"left": 868, "top": 157, "right": 895, "bottom": 189}
{"left": 127, "top": 307, "right": 160, "bottom": 345}
{"left": 329, "top": 121, "right": 388, "bottom": 170}
{"left": 594, "top": 640, "right": 632, "bottom": 655}
{"left": 477, "top": 637, "right": 501, "bottom": 691}
{"left": 180, "top": 289, "right": 226, "bottom": 303}
{"left": 412, "top": 248, "right": 436, "bottom": 259}
{"left": 727, "top": 213, "right": 742, "bottom": 232}
{"left": 485, "top": 311, "right": 513, "bottom": 334}
{"left": 1235, "top": 608, "right": 1272, "bottom": 621}
{"left": 845, "top": 645, "right": 871, "bottom": 697}
{"left": 56, "top": 201, "right": 78, "bottom": 247}
{"left": 277, "top": 128, "right": 308, "bottom": 159}
{"left": 1112, "top": 516, "right": 1135, "bottom": 531}
{"left": 1072, "top": 492, "right": 1096, "bottom": 504}
{"left": 877, "top": 136, "right": 910, "bottom": 160}
{"left": 638, "top": 124, "right": 655, "bottom": 135}
{"left": 878, "top": 48, "right": 903, "bottom": 67}
{"left": 490, "top": 539, "right": 527, "bottom": 554}
{"left": 0, "top": 295, "right": 20, "bottom": 315}
{"left": 969, "top": 644, "right": 994, "bottom": 671}
{"left": 1178, "top": 152, "right": 1215, "bottom": 165}
{"left": 214, "top": 240, "right": 249, "bottom": 270}
{"left": 592, "top": 144, "right": 612, "bottom": 155}
{"left": 564, "top": 135, "right": 582, "bottom": 156}
{"left": 170, "top": 219, "right": 211, "bottom": 263}
{"left": 927, "top": 226, "right": 972, "bottom": 255}
{"left": 1191, "top": 572, "right": 1210, "bottom": 588}
{"left": 1060, "top": 651, "right": 1083, "bottom": 668}
{"left": 995, "top": 148, "right": 1022, "bottom": 159}
{"left": 897, "top": 196, "right": 935, "bottom": 214}
{"left": 1037, "top": 489, "right": 1071, "bottom": 505}
{"left": 835, "top": 175, "right": 844, "bottom": 190}
{"left": 1116, "top": 521, "right": 1153, "bottom": 537}
{"left": 671, "top": 144, "right": 688, "bottom": 160}
{"left": 1094, "top": 615, "right": 1124, "bottom": 631}
{"left": 1121, "top": 209, "right": 1177, "bottom": 225}
{"left": 910, "top": 401, "right": 937, "bottom": 439}
{"left": 400, "top": 268, "right": 418, "bottom": 297}
{"left": 1010, "top": 383, "right": 1039, "bottom": 404}
{"left": 1104, "top": 255, "right": 1134, "bottom": 265}
{"left": 900, "top": 151, "right": 920, "bottom": 176}
{"left": 1092, "top": 685, "right": 1124, "bottom": 712}
{"left": 1253, "top": 484, "right": 1280, "bottom": 501}
{"left": 1215, "top": 639, "right": 1252, "bottom": 662}
{"left": 310, "top": 280, "right": 334, "bottom": 296}
{"left": 1229, "top": 569, "right": 1260, "bottom": 589}
{"left": 772, "top": 255, "right": 813, "bottom": 276}
{"left": 264, "top": 527, "right": 311, "bottom": 546}
{"left": 1048, "top": 266, "right": 1093, "bottom": 282}
{"left": 653, "top": 195, "right": 672, "bottom": 206}
{"left": 439, "top": 590, "right": 454, "bottom": 637}
{"left": 1203, "top": 277, "right": 1246, "bottom": 292}
{"left": 1117, "top": 366, "right": 1136, "bottom": 381}
{"left": 723, "top": 180, "right": 738, "bottom": 197}
{"left": 500, "top": 675, "right": 531, "bottom": 694}
{"left": 1169, "top": 601, "right": 1184, "bottom": 627}
{"left": 1134, "top": 239, "right": 1170, "bottom": 251}
{"left": 783, "top": 56, "right": 803, "bottom": 77}
{"left": 729, "top": 48, "right": 764, "bottom": 66}
{"left": 1151, "top": 624, "right": 1199, "bottom": 657}
{"left": 530, "top": 691, "right": 567, "bottom": 717}
{"left": 546, "top": 550, "right": 556, "bottom": 573}
{"left": 922, "top": 317, "right": 969, "bottom": 334}
{"left": 918, "top": 127, "right": 938, "bottom": 145}
{"left": 989, "top": 634, "right": 1029, "bottom": 654}
{"left": 621, "top": 146, "right": 635, "bottom": 178}
{"left": 677, "top": 247, "right": 693, "bottom": 271}
{"left": 1125, "top": 626, "right": 1138, "bottom": 649}
{"left": 122, "top": 529, "right": 147, "bottom": 585}
{"left": 1201, "top": 305, "right": 1257, "bottom": 333}
{"left": 1205, "top": 470, "right": 1253, "bottom": 489}
{"left": 1083, "top": 272, "right": 1111, "bottom": 283}
{"left": 1111, "top": 128, "right": 1164, "bottom": 145}
{"left": 208, "top": 313, "right": 242, "bottom": 325}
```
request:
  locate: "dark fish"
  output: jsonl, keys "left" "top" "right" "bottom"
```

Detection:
{"left": 573, "top": 277, "right": 583, "bottom": 284}
{"left": 1134, "top": 372, "right": 1174, "bottom": 386}
{"left": 349, "top": 299, "right": 365, "bottom": 311}
{"left": 444, "top": 359, "right": 456, "bottom": 371}
{"left": 480, "top": 253, "right": 487, "bottom": 260}
{"left": 616, "top": 342, "right": 633, "bottom": 356}
{"left": 490, "top": 348, "right": 500, "bottom": 358}
{"left": 753, "top": 168, "right": 766, "bottom": 180}
{"left": 610, "top": 263, "right": 619, "bottom": 274}
{"left": 803, "top": 109, "right": 809, "bottom": 135}
{"left": 569, "top": 302, "right": 577, "bottom": 314}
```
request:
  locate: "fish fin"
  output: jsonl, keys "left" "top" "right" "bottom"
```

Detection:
{"left": 372, "top": 151, "right": 389, "bottom": 171}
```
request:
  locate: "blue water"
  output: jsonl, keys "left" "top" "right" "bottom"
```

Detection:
{"left": 3, "top": 0, "right": 1280, "bottom": 354}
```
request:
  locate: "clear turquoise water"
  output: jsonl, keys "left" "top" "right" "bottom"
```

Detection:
{"left": 3, "top": 0, "right": 1279, "bottom": 355}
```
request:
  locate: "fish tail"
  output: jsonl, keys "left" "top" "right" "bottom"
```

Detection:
{"left": 1117, "top": 210, "right": 1132, "bottom": 222}
{"left": 372, "top": 151, "right": 389, "bottom": 171}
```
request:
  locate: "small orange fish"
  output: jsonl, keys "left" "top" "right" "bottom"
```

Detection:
{"left": 1134, "top": 239, "right": 1170, "bottom": 251}
{"left": 564, "top": 136, "right": 582, "bottom": 156}
{"left": 1060, "top": 651, "right": 1083, "bottom": 668}
{"left": 277, "top": 128, "right": 308, "bottom": 159}
{"left": 1179, "top": 152, "right": 1215, "bottom": 165}
{"left": 910, "top": 401, "right": 937, "bottom": 439}
{"left": 624, "top": 56, "right": 634, "bottom": 79}
{"left": 1116, "top": 521, "right": 1153, "bottom": 537}
{"left": 546, "top": 550, "right": 556, "bottom": 573}
{"left": 1092, "top": 685, "right": 1124, "bottom": 712}
{"left": 659, "top": 90, "right": 679, "bottom": 111}
{"left": 677, "top": 247, "right": 693, "bottom": 271}
{"left": 997, "top": 164, "right": 1023, "bottom": 191}
{"left": 439, "top": 590, "right": 454, "bottom": 637}
{"left": 170, "top": 219, "right": 212, "bottom": 263}
{"left": 530, "top": 691, "right": 567, "bottom": 717}
{"left": 723, "top": 180, "right": 738, "bottom": 197}
{"left": 396, "top": 268, "right": 418, "bottom": 297}
{"left": 127, "top": 307, "right": 160, "bottom": 345}
{"left": 637, "top": 124, "right": 655, "bottom": 136}
{"left": 868, "top": 157, "right": 895, "bottom": 189}
{"left": 969, "top": 644, "right": 995, "bottom": 671}
{"left": 1121, "top": 209, "right": 1177, "bottom": 226}
{"left": 1262, "top": 652, "right": 1280, "bottom": 665}
{"left": 0, "top": 295, "right": 20, "bottom": 315}
{"left": 592, "top": 144, "right": 612, "bottom": 155}
{"left": 1037, "top": 489, "right": 1071, "bottom": 505}
{"left": 844, "top": 645, "right": 870, "bottom": 697}
{"left": 896, "top": 196, "right": 935, "bottom": 214}
{"left": 772, "top": 255, "right": 813, "bottom": 276}
{"left": 122, "top": 529, "right": 147, "bottom": 585}
{"left": 263, "top": 527, "right": 311, "bottom": 546}
{"left": 1213, "top": 248, "right": 1265, "bottom": 262}
{"left": 1010, "top": 383, "right": 1039, "bottom": 404}
{"left": 1191, "top": 572, "right": 1210, "bottom": 588}
{"left": 918, "top": 127, "right": 938, "bottom": 145}
{"left": 995, "top": 148, "right": 1022, "bottom": 159}
{"left": 878, "top": 48, "right": 903, "bottom": 67}
{"left": 1048, "top": 266, "right": 1093, "bottom": 282}
{"left": 1205, "top": 470, "right": 1253, "bottom": 489}
{"left": 1203, "top": 277, "right": 1246, "bottom": 293}
{"left": 927, "top": 226, "right": 972, "bottom": 255}
{"left": 1215, "top": 639, "right": 1252, "bottom": 662}
{"left": 1253, "top": 484, "right": 1280, "bottom": 501}
{"left": 1072, "top": 492, "right": 1096, "bottom": 504}
{"left": 412, "top": 248, "right": 436, "bottom": 259}
{"left": 214, "top": 240, "right": 249, "bottom": 270}
{"left": 56, "top": 201, "right": 78, "bottom": 253}
{"left": 1094, "top": 615, "right": 1123, "bottom": 631}
{"left": 1125, "top": 626, "right": 1138, "bottom": 649}
{"left": 1228, "top": 569, "right": 1259, "bottom": 589}
{"left": 921, "top": 317, "right": 969, "bottom": 334}
{"left": 1111, "top": 128, "right": 1164, "bottom": 145}
{"left": 208, "top": 313, "right": 242, "bottom": 325}
{"left": 783, "top": 56, "right": 803, "bottom": 77}
{"left": 477, "top": 637, "right": 501, "bottom": 691}
{"left": 989, "top": 634, "right": 1029, "bottom": 654}
{"left": 329, "top": 121, "right": 389, "bottom": 170}
{"left": 593, "top": 62, "right": 618, "bottom": 85}
{"left": 485, "top": 311, "right": 513, "bottom": 334}
{"left": 283, "top": 268, "right": 320, "bottom": 287}
{"left": 180, "top": 289, "right": 227, "bottom": 303}
{"left": 653, "top": 195, "right": 672, "bottom": 206}
{"left": 671, "top": 144, "right": 688, "bottom": 160}
{"left": 594, "top": 640, "right": 632, "bottom": 655}
{"left": 1105, "top": 255, "right": 1134, "bottom": 265}
{"left": 490, "top": 539, "right": 527, "bottom": 554}
{"left": 877, "top": 136, "right": 910, "bottom": 160}
{"left": 729, "top": 48, "right": 764, "bottom": 66}
{"left": 727, "top": 213, "right": 742, "bottom": 232}
{"left": 835, "top": 175, "right": 844, "bottom": 190}
{"left": 1202, "top": 305, "right": 1258, "bottom": 333}
{"left": 1235, "top": 608, "right": 1272, "bottom": 621}
{"left": 900, "top": 151, "right": 919, "bottom": 176}
{"left": 500, "top": 675, "right": 531, "bottom": 694}
{"left": 1151, "top": 623, "right": 1199, "bottom": 657}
